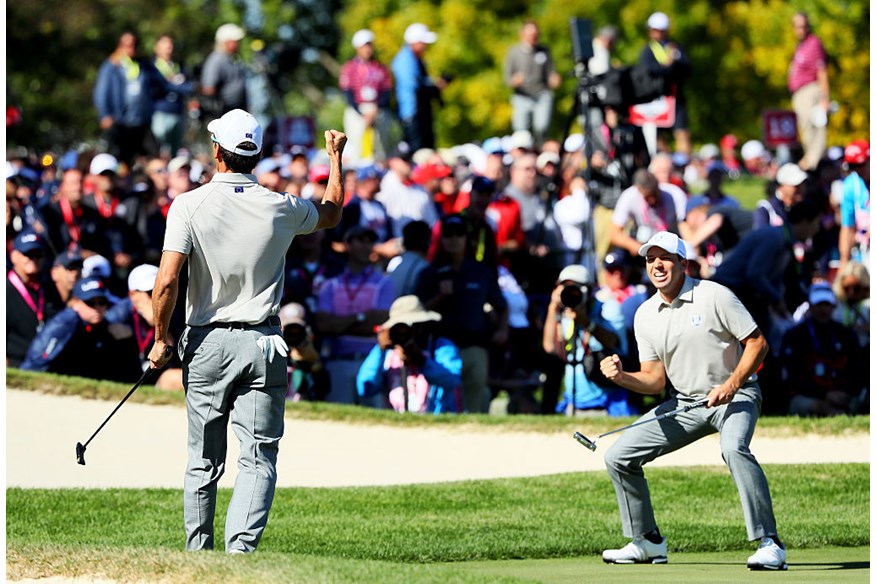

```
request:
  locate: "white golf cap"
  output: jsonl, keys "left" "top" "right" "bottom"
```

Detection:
{"left": 279, "top": 302, "right": 308, "bottom": 327}
{"left": 352, "top": 29, "right": 375, "bottom": 48}
{"left": 647, "top": 12, "right": 670, "bottom": 31}
{"left": 82, "top": 254, "right": 113, "bottom": 279}
{"left": 564, "top": 133, "right": 585, "bottom": 153}
{"left": 698, "top": 143, "right": 720, "bottom": 160}
{"left": 776, "top": 163, "right": 808, "bottom": 187}
{"left": 89, "top": 153, "right": 119, "bottom": 176}
{"left": 558, "top": 264, "right": 591, "bottom": 285}
{"left": 207, "top": 109, "right": 263, "bottom": 155}
{"left": 510, "top": 130, "right": 534, "bottom": 151}
{"left": 638, "top": 231, "right": 687, "bottom": 259}
{"left": 404, "top": 23, "right": 437, "bottom": 45}
{"left": 167, "top": 155, "right": 191, "bottom": 174}
{"left": 127, "top": 264, "right": 159, "bottom": 292}
{"left": 740, "top": 139, "right": 766, "bottom": 161}
{"left": 536, "top": 151, "right": 561, "bottom": 170}
{"left": 215, "top": 23, "right": 246, "bottom": 43}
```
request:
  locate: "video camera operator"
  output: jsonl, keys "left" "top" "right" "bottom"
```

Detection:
{"left": 356, "top": 295, "right": 462, "bottom": 414}
{"left": 279, "top": 302, "right": 329, "bottom": 402}
{"left": 542, "top": 264, "right": 633, "bottom": 415}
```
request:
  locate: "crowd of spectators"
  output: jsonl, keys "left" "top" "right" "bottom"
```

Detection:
{"left": 6, "top": 16, "right": 870, "bottom": 418}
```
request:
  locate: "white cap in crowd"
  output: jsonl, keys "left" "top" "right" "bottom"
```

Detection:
{"left": 279, "top": 302, "right": 308, "bottom": 327}
{"left": 82, "top": 254, "right": 113, "bottom": 279}
{"left": 558, "top": 265, "right": 591, "bottom": 285}
{"left": 215, "top": 23, "right": 246, "bottom": 44}
{"left": 128, "top": 264, "right": 159, "bottom": 292}
{"left": 404, "top": 23, "right": 437, "bottom": 45}
{"left": 352, "top": 29, "right": 375, "bottom": 48}
{"left": 776, "top": 163, "right": 808, "bottom": 187}
{"left": 741, "top": 140, "right": 767, "bottom": 161}
{"left": 207, "top": 109, "right": 263, "bottom": 155}
{"left": 89, "top": 153, "right": 119, "bottom": 176}
{"left": 638, "top": 231, "right": 687, "bottom": 259}
{"left": 647, "top": 12, "right": 670, "bottom": 31}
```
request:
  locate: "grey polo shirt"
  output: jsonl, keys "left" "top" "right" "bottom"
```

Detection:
{"left": 633, "top": 276, "right": 758, "bottom": 397}
{"left": 164, "top": 173, "right": 319, "bottom": 326}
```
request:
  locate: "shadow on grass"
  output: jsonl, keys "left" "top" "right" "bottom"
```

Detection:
{"left": 677, "top": 561, "right": 869, "bottom": 571}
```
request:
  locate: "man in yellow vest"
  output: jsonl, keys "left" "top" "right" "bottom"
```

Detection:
{"left": 637, "top": 12, "right": 692, "bottom": 156}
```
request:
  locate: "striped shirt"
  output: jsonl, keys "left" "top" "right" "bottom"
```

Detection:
{"left": 788, "top": 34, "right": 827, "bottom": 93}
{"left": 338, "top": 58, "right": 393, "bottom": 105}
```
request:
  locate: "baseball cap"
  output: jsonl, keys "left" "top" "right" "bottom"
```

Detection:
{"left": 844, "top": 140, "right": 870, "bottom": 165}
{"left": 215, "top": 23, "right": 246, "bottom": 43}
{"left": 343, "top": 224, "right": 379, "bottom": 243}
{"left": 536, "top": 151, "right": 561, "bottom": 170}
{"left": 412, "top": 148, "right": 437, "bottom": 167}
{"left": 558, "top": 264, "right": 592, "bottom": 285}
{"left": 603, "top": 249, "right": 630, "bottom": 270}
{"left": 54, "top": 248, "right": 84, "bottom": 269}
{"left": 482, "top": 137, "right": 504, "bottom": 154}
{"left": 671, "top": 152, "right": 690, "bottom": 167}
{"left": 207, "top": 109, "right": 263, "bottom": 156}
{"left": 13, "top": 230, "right": 45, "bottom": 255}
{"left": 168, "top": 155, "right": 192, "bottom": 174}
{"left": 73, "top": 277, "right": 109, "bottom": 302}
{"left": 390, "top": 141, "right": 414, "bottom": 163}
{"left": 59, "top": 150, "right": 79, "bottom": 171}
{"left": 776, "top": 163, "right": 808, "bottom": 187}
{"left": 412, "top": 163, "right": 452, "bottom": 185}
{"left": 638, "top": 231, "right": 687, "bottom": 259}
{"left": 404, "top": 23, "right": 438, "bottom": 45}
{"left": 309, "top": 164, "right": 331, "bottom": 183}
{"left": 685, "top": 195, "right": 710, "bottom": 215}
{"left": 82, "top": 254, "right": 113, "bottom": 279}
{"left": 356, "top": 164, "right": 382, "bottom": 181}
{"left": 720, "top": 134, "right": 738, "bottom": 149}
{"left": 564, "top": 133, "right": 585, "bottom": 153}
{"left": 647, "top": 12, "right": 670, "bottom": 31}
{"left": 352, "top": 29, "right": 375, "bottom": 48}
{"left": 89, "top": 153, "right": 119, "bottom": 176}
{"left": 740, "top": 140, "right": 766, "bottom": 161}
{"left": 808, "top": 282, "right": 836, "bottom": 306}
{"left": 279, "top": 302, "right": 308, "bottom": 327}
{"left": 470, "top": 175, "right": 497, "bottom": 194}
{"left": 127, "top": 264, "right": 159, "bottom": 292}
{"left": 255, "top": 157, "right": 282, "bottom": 177}
{"left": 698, "top": 143, "right": 720, "bottom": 160}
{"left": 510, "top": 130, "right": 534, "bottom": 151}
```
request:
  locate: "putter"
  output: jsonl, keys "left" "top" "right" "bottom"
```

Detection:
{"left": 573, "top": 397, "right": 709, "bottom": 452}
{"left": 76, "top": 348, "right": 171, "bottom": 465}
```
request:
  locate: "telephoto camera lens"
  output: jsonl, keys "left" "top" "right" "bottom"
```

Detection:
{"left": 560, "top": 284, "right": 587, "bottom": 309}
{"left": 283, "top": 324, "right": 307, "bottom": 347}
{"left": 388, "top": 323, "right": 413, "bottom": 347}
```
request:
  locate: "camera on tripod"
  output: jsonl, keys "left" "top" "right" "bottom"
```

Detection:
{"left": 388, "top": 323, "right": 414, "bottom": 347}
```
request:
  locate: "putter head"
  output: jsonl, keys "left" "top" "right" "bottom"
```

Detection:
{"left": 76, "top": 442, "right": 86, "bottom": 466}
{"left": 573, "top": 431, "right": 598, "bottom": 452}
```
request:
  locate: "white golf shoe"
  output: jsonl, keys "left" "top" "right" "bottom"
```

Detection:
{"left": 747, "top": 537, "right": 788, "bottom": 570}
{"left": 602, "top": 536, "right": 668, "bottom": 564}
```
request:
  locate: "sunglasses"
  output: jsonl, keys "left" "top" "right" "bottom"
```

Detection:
{"left": 85, "top": 298, "right": 110, "bottom": 309}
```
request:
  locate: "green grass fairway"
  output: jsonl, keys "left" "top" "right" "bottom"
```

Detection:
{"left": 7, "top": 464, "right": 868, "bottom": 582}
{"left": 460, "top": 547, "right": 870, "bottom": 583}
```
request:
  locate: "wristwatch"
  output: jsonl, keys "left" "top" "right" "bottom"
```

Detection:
{"left": 356, "top": 312, "right": 366, "bottom": 323}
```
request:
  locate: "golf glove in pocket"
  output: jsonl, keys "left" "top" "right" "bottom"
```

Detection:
{"left": 256, "top": 334, "right": 289, "bottom": 363}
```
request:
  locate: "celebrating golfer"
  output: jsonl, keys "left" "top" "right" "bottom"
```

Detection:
{"left": 598, "top": 231, "right": 787, "bottom": 571}
{"left": 148, "top": 109, "right": 346, "bottom": 553}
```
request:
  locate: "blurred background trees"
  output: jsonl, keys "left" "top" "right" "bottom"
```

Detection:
{"left": 6, "top": 0, "right": 869, "bottom": 153}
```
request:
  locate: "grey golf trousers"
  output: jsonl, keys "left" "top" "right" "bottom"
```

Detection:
{"left": 604, "top": 384, "right": 778, "bottom": 542}
{"left": 180, "top": 323, "right": 288, "bottom": 553}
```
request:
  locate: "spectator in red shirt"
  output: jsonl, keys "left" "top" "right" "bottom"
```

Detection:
{"left": 788, "top": 12, "right": 830, "bottom": 170}
{"left": 338, "top": 30, "right": 394, "bottom": 165}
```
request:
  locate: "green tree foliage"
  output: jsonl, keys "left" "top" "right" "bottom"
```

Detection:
{"left": 6, "top": 0, "right": 869, "bottom": 153}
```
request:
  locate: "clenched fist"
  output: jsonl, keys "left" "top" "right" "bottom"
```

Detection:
{"left": 325, "top": 129, "right": 347, "bottom": 158}
{"left": 600, "top": 354, "right": 624, "bottom": 382}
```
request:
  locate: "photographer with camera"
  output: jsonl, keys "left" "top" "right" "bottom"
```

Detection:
{"left": 279, "top": 302, "right": 329, "bottom": 402}
{"left": 356, "top": 295, "right": 462, "bottom": 413}
{"left": 542, "top": 264, "right": 633, "bottom": 415}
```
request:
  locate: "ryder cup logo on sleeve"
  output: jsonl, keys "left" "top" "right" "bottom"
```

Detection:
{"left": 690, "top": 314, "right": 703, "bottom": 327}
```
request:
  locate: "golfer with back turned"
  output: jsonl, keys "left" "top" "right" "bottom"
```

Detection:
{"left": 598, "top": 231, "right": 787, "bottom": 570}
{"left": 148, "top": 109, "right": 347, "bottom": 553}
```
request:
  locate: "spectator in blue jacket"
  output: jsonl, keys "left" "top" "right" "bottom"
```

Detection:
{"left": 93, "top": 31, "right": 182, "bottom": 166}
{"left": 21, "top": 276, "right": 142, "bottom": 382}
{"left": 357, "top": 295, "right": 462, "bottom": 413}
{"left": 391, "top": 23, "right": 446, "bottom": 152}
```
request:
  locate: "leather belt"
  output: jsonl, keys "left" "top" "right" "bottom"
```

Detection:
{"left": 199, "top": 316, "right": 281, "bottom": 330}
